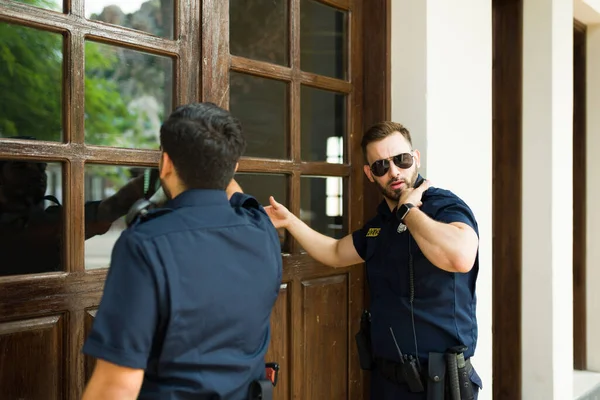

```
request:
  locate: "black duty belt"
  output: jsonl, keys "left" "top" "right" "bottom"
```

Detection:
{"left": 375, "top": 356, "right": 473, "bottom": 386}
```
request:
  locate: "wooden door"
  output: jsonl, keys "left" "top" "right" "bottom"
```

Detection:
{"left": 0, "top": 0, "right": 366, "bottom": 398}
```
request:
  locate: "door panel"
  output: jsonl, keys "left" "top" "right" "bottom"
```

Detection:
{"left": 0, "top": 315, "right": 65, "bottom": 400}
{"left": 303, "top": 275, "right": 349, "bottom": 399}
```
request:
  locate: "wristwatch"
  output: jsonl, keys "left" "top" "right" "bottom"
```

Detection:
{"left": 396, "top": 203, "right": 415, "bottom": 221}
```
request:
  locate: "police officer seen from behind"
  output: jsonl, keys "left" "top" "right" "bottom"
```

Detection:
{"left": 266, "top": 122, "right": 481, "bottom": 400}
{"left": 82, "top": 102, "right": 283, "bottom": 400}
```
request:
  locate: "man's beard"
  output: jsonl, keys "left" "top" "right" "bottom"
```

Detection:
{"left": 375, "top": 169, "right": 418, "bottom": 202}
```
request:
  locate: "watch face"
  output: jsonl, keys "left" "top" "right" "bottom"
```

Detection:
{"left": 397, "top": 204, "right": 412, "bottom": 222}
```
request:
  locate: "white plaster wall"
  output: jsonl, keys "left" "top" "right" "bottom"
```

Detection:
{"left": 576, "top": 0, "right": 600, "bottom": 23}
{"left": 390, "top": 0, "right": 428, "bottom": 177}
{"left": 390, "top": 1, "right": 493, "bottom": 399}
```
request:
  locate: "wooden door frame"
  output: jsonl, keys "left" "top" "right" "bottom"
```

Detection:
{"left": 492, "top": 0, "right": 523, "bottom": 398}
{"left": 362, "top": 3, "right": 389, "bottom": 223}
{"left": 361, "top": 0, "right": 391, "bottom": 397}
{"left": 573, "top": 18, "right": 587, "bottom": 371}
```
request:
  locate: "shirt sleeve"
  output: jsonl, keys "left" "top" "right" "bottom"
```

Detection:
{"left": 82, "top": 231, "right": 161, "bottom": 369}
{"left": 427, "top": 191, "right": 479, "bottom": 236}
{"left": 229, "top": 192, "right": 278, "bottom": 242}
{"left": 352, "top": 225, "right": 369, "bottom": 260}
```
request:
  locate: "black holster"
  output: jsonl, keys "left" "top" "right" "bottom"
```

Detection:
{"left": 427, "top": 352, "right": 446, "bottom": 400}
{"left": 426, "top": 349, "right": 474, "bottom": 400}
{"left": 355, "top": 310, "right": 374, "bottom": 370}
{"left": 248, "top": 380, "right": 272, "bottom": 400}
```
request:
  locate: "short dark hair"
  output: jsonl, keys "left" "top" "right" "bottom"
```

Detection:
{"left": 361, "top": 121, "right": 412, "bottom": 164}
{"left": 159, "top": 102, "right": 246, "bottom": 190}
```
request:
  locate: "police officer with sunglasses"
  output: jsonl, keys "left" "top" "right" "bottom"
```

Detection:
{"left": 265, "top": 121, "right": 482, "bottom": 399}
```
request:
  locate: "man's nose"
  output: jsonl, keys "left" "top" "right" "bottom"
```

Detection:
{"left": 388, "top": 160, "right": 401, "bottom": 177}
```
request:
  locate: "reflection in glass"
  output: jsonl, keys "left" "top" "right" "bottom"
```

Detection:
{"left": 301, "top": 86, "right": 346, "bottom": 163}
{"left": 0, "top": 158, "right": 63, "bottom": 276}
{"left": 301, "top": 176, "right": 346, "bottom": 239}
{"left": 85, "top": 165, "right": 160, "bottom": 270}
{"left": 12, "top": 0, "right": 61, "bottom": 12}
{"left": 300, "top": 0, "right": 347, "bottom": 80}
{"left": 0, "top": 22, "right": 63, "bottom": 142}
{"left": 235, "top": 173, "right": 288, "bottom": 249}
{"left": 230, "top": 72, "right": 288, "bottom": 160}
{"left": 86, "top": 0, "right": 174, "bottom": 39}
{"left": 230, "top": 0, "right": 288, "bottom": 66}
{"left": 84, "top": 41, "right": 173, "bottom": 149}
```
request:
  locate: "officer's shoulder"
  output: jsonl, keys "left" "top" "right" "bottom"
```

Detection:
{"left": 423, "top": 186, "right": 473, "bottom": 213}
{"left": 424, "top": 186, "right": 464, "bottom": 203}
{"left": 127, "top": 207, "right": 174, "bottom": 231}
{"left": 229, "top": 192, "right": 261, "bottom": 210}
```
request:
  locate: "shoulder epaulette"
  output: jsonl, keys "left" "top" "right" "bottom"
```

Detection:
{"left": 127, "top": 207, "right": 173, "bottom": 229}
{"left": 240, "top": 196, "right": 260, "bottom": 210}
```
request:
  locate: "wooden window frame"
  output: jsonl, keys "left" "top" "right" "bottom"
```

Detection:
{"left": 0, "top": 0, "right": 201, "bottom": 273}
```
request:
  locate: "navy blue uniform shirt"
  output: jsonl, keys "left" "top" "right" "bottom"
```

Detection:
{"left": 352, "top": 176, "right": 479, "bottom": 366}
{"left": 83, "top": 189, "right": 282, "bottom": 400}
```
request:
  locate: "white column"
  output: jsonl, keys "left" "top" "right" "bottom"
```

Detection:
{"left": 586, "top": 24, "right": 600, "bottom": 372}
{"left": 521, "top": 0, "right": 574, "bottom": 398}
{"left": 390, "top": 1, "right": 493, "bottom": 399}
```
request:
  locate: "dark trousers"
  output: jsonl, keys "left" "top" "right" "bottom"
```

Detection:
{"left": 369, "top": 366, "right": 481, "bottom": 400}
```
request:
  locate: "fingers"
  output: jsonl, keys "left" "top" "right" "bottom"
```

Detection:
{"left": 269, "top": 196, "right": 279, "bottom": 209}
{"left": 418, "top": 179, "right": 431, "bottom": 192}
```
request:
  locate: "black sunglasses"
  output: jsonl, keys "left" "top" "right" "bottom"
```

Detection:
{"left": 369, "top": 153, "right": 414, "bottom": 177}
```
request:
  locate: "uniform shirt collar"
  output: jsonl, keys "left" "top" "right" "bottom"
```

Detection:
{"left": 165, "top": 189, "right": 229, "bottom": 209}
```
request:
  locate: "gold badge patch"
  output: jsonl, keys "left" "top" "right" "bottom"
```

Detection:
{"left": 365, "top": 228, "right": 381, "bottom": 237}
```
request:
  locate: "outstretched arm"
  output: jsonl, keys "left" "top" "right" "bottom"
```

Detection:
{"left": 265, "top": 196, "right": 363, "bottom": 268}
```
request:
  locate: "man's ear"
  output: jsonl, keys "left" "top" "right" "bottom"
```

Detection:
{"left": 413, "top": 149, "right": 422, "bottom": 168}
{"left": 234, "top": 162, "right": 239, "bottom": 173}
{"left": 159, "top": 152, "right": 173, "bottom": 179}
{"left": 363, "top": 165, "right": 375, "bottom": 183}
